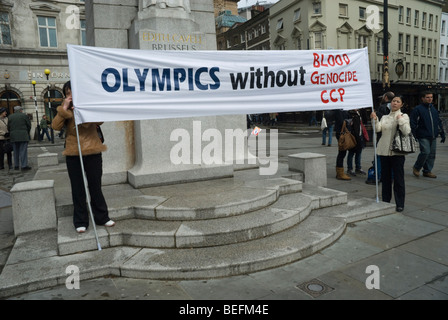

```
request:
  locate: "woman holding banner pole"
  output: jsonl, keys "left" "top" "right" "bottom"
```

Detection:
{"left": 52, "top": 81, "right": 115, "bottom": 234}
{"left": 370, "top": 95, "right": 410, "bottom": 212}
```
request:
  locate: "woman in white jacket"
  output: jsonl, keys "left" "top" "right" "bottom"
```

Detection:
{"left": 370, "top": 95, "right": 411, "bottom": 212}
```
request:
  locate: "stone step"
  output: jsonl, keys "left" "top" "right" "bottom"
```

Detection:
{"left": 119, "top": 198, "right": 397, "bottom": 280}
{"left": 54, "top": 177, "right": 303, "bottom": 220}
{"left": 0, "top": 197, "right": 396, "bottom": 298}
{"left": 56, "top": 182, "right": 348, "bottom": 255}
{"left": 57, "top": 192, "right": 319, "bottom": 255}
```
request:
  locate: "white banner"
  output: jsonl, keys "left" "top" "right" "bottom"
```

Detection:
{"left": 67, "top": 45, "right": 373, "bottom": 124}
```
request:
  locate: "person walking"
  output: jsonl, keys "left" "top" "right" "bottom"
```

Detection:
{"left": 370, "top": 95, "right": 411, "bottom": 212}
{"left": 0, "top": 107, "right": 13, "bottom": 170}
{"left": 346, "top": 109, "right": 367, "bottom": 176}
{"left": 8, "top": 106, "right": 31, "bottom": 171}
{"left": 39, "top": 115, "right": 51, "bottom": 141}
{"left": 334, "top": 109, "right": 352, "bottom": 180}
{"left": 52, "top": 81, "right": 115, "bottom": 233}
{"left": 410, "top": 91, "right": 446, "bottom": 178}
{"left": 321, "top": 110, "right": 335, "bottom": 146}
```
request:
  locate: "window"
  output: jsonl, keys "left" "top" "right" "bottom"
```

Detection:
{"left": 398, "top": 33, "right": 403, "bottom": 52}
{"left": 428, "top": 39, "right": 432, "bottom": 56}
{"left": 414, "top": 36, "right": 418, "bottom": 55}
{"left": 405, "top": 35, "right": 410, "bottom": 53}
{"left": 359, "top": 7, "right": 366, "bottom": 20}
{"left": 406, "top": 8, "right": 411, "bottom": 24}
{"left": 445, "top": 68, "right": 448, "bottom": 82}
{"left": 406, "top": 62, "right": 410, "bottom": 79}
{"left": 421, "top": 64, "right": 425, "bottom": 79}
{"left": 0, "top": 11, "right": 12, "bottom": 45}
{"left": 422, "top": 12, "right": 426, "bottom": 28}
{"left": 398, "top": 6, "right": 403, "bottom": 23}
{"left": 421, "top": 37, "right": 426, "bottom": 56}
{"left": 377, "top": 38, "right": 383, "bottom": 54}
{"left": 339, "top": 4, "right": 348, "bottom": 17}
{"left": 294, "top": 9, "right": 301, "bottom": 22}
{"left": 414, "top": 10, "right": 419, "bottom": 27}
{"left": 38, "top": 16, "right": 57, "bottom": 48}
{"left": 443, "top": 20, "right": 446, "bottom": 35}
{"left": 297, "top": 38, "right": 302, "bottom": 50}
{"left": 80, "top": 19, "right": 86, "bottom": 46}
{"left": 276, "top": 18, "right": 284, "bottom": 31}
{"left": 313, "top": 2, "right": 321, "bottom": 15}
{"left": 413, "top": 63, "right": 418, "bottom": 80}
{"left": 358, "top": 35, "right": 367, "bottom": 48}
{"left": 261, "top": 24, "right": 266, "bottom": 34}
{"left": 427, "top": 65, "right": 431, "bottom": 80}
{"left": 434, "top": 40, "right": 437, "bottom": 57}
{"left": 240, "top": 33, "right": 245, "bottom": 43}
{"left": 314, "top": 32, "right": 322, "bottom": 49}
{"left": 429, "top": 14, "right": 433, "bottom": 29}
{"left": 441, "top": 44, "right": 444, "bottom": 57}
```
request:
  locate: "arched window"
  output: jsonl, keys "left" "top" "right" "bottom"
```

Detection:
{"left": 43, "top": 88, "right": 63, "bottom": 119}
{"left": 0, "top": 90, "right": 21, "bottom": 115}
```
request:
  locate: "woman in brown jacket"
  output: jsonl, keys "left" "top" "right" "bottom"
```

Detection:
{"left": 52, "top": 81, "right": 115, "bottom": 233}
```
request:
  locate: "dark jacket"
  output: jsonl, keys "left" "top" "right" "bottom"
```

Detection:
{"left": 334, "top": 109, "right": 350, "bottom": 140}
{"left": 323, "top": 110, "right": 336, "bottom": 126}
{"left": 410, "top": 103, "right": 445, "bottom": 140}
{"left": 8, "top": 112, "right": 31, "bottom": 142}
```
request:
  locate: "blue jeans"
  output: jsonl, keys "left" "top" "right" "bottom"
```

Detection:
{"left": 40, "top": 128, "right": 51, "bottom": 141}
{"left": 12, "top": 141, "right": 29, "bottom": 168}
{"left": 347, "top": 148, "right": 363, "bottom": 171}
{"left": 322, "top": 124, "right": 334, "bottom": 145}
{"left": 414, "top": 138, "right": 437, "bottom": 173}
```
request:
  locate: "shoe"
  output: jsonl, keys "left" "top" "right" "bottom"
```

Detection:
{"left": 347, "top": 169, "right": 356, "bottom": 176}
{"left": 412, "top": 167, "right": 420, "bottom": 177}
{"left": 336, "top": 167, "right": 351, "bottom": 180}
{"left": 0, "top": 167, "right": 4, "bottom": 170}
{"left": 356, "top": 169, "right": 366, "bottom": 175}
{"left": 396, "top": 207, "right": 404, "bottom": 212}
{"left": 14, "top": 167, "right": 19, "bottom": 170}
{"left": 423, "top": 172, "right": 437, "bottom": 178}
{"left": 327, "top": 144, "right": 331, "bottom": 147}
{"left": 21, "top": 166, "right": 32, "bottom": 171}
{"left": 76, "top": 227, "right": 86, "bottom": 233}
{"left": 321, "top": 143, "right": 325, "bottom": 145}
{"left": 104, "top": 220, "right": 115, "bottom": 227}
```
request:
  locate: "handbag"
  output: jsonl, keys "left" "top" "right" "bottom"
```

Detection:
{"left": 3, "top": 140, "right": 13, "bottom": 153}
{"left": 361, "top": 122, "right": 369, "bottom": 142}
{"left": 390, "top": 125, "right": 418, "bottom": 154}
{"left": 321, "top": 117, "right": 327, "bottom": 130}
{"left": 96, "top": 125, "right": 104, "bottom": 143}
{"left": 338, "top": 120, "right": 357, "bottom": 151}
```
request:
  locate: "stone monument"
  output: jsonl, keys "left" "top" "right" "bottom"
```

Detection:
{"left": 85, "top": 0, "right": 253, "bottom": 188}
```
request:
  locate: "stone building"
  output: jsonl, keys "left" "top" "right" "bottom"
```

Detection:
{"left": 269, "top": 0, "right": 445, "bottom": 110}
{"left": 0, "top": 0, "right": 86, "bottom": 135}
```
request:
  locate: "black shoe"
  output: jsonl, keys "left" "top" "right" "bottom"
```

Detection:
{"left": 396, "top": 207, "right": 404, "bottom": 212}
{"left": 21, "top": 166, "right": 32, "bottom": 171}
{"left": 14, "top": 167, "right": 19, "bottom": 170}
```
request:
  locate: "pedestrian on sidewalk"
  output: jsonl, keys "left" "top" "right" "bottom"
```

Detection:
{"left": 0, "top": 107, "right": 13, "bottom": 170}
{"left": 371, "top": 95, "right": 410, "bottom": 212}
{"left": 321, "top": 110, "right": 335, "bottom": 146}
{"left": 334, "top": 109, "right": 352, "bottom": 180}
{"left": 410, "top": 91, "right": 446, "bottom": 178}
{"left": 7, "top": 106, "right": 31, "bottom": 171}
{"left": 39, "top": 115, "right": 51, "bottom": 141}
{"left": 52, "top": 81, "right": 115, "bottom": 234}
{"left": 346, "top": 109, "right": 367, "bottom": 176}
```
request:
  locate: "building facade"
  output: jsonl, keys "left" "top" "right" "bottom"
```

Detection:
{"left": 0, "top": 0, "right": 86, "bottom": 134}
{"left": 269, "top": 0, "right": 445, "bottom": 110}
{"left": 438, "top": 11, "right": 448, "bottom": 110}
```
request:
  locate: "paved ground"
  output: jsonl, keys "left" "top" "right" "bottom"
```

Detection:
{"left": 1, "top": 122, "right": 447, "bottom": 304}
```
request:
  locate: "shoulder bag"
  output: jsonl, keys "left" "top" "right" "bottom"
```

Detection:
{"left": 338, "top": 120, "right": 357, "bottom": 151}
{"left": 390, "top": 125, "right": 418, "bottom": 154}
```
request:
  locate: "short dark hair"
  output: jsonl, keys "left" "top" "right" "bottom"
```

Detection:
{"left": 420, "top": 91, "right": 433, "bottom": 98}
{"left": 62, "top": 81, "right": 71, "bottom": 97}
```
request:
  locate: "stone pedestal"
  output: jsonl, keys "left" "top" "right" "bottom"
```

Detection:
{"left": 289, "top": 153, "right": 327, "bottom": 187}
{"left": 11, "top": 180, "right": 57, "bottom": 236}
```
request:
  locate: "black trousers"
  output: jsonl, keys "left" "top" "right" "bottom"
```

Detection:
{"left": 380, "top": 155, "right": 405, "bottom": 208}
{"left": 66, "top": 153, "right": 110, "bottom": 228}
